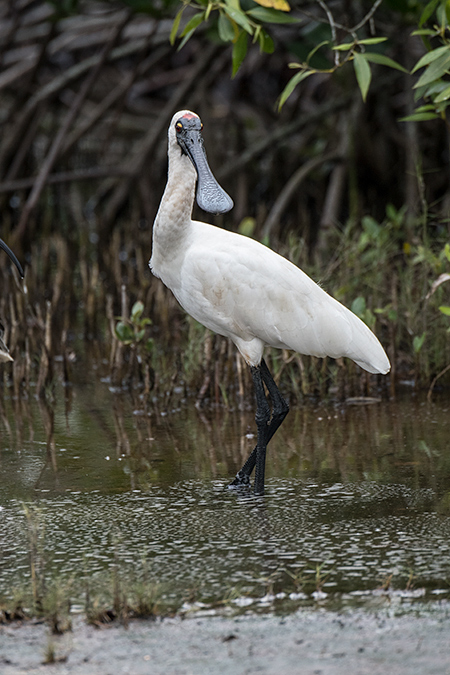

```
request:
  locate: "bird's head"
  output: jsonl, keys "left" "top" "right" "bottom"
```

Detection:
{"left": 169, "top": 110, "right": 234, "bottom": 216}
{"left": 0, "top": 238, "right": 24, "bottom": 278}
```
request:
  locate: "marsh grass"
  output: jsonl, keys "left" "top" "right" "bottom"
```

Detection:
{"left": 84, "top": 573, "right": 180, "bottom": 626}
{"left": 0, "top": 592, "right": 28, "bottom": 624}
{"left": 23, "top": 503, "right": 46, "bottom": 615}
{"left": 1, "top": 203, "right": 449, "bottom": 412}
{"left": 1, "top": 1, "right": 450, "bottom": 409}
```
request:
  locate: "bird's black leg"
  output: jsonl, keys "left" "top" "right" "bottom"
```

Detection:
{"left": 230, "top": 359, "right": 289, "bottom": 494}
{"left": 251, "top": 363, "right": 271, "bottom": 495}
{"left": 260, "top": 359, "right": 290, "bottom": 437}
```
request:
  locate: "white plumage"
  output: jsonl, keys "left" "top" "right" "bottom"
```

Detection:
{"left": 0, "top": 322, "right": 13, "bottom": 363}
{"left": 150, "top": 110, "right": 390, "bottom": 494}
{"left": 0, "top": 238, "right": 22, "bottom": 364}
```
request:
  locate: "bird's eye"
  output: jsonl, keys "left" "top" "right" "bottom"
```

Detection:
{"left": 200, "top": 122, "right": 203, "bottom": 130}
{"left": 175, "top": 121, "right": 183, "bottom": 132}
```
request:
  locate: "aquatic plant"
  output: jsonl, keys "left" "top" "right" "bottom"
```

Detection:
{"left": 0, "top": 2, "right": 450, "bottom": 406}
{"left": 113, "top": 297, "right": 154, "bottom": 392}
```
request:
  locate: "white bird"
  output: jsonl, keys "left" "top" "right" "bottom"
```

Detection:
{"left": 0, "top": 237, "right": 24, "bottom": 278}
{"left": 0, "top": 321, "right": 13, "bottom": 363}
{"left": 150, "top": 110, "right": 390, "bottom": 495}
{"left": 0, "top": 238, "right": 22, "bottom": 363}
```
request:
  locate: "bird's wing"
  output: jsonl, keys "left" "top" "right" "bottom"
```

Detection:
{"left": 176, "top": 223, "right": 389, "bottom": 374}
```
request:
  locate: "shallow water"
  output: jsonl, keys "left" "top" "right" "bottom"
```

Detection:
{"left": 1, "top": 379, "right": 449, "bottom": 610}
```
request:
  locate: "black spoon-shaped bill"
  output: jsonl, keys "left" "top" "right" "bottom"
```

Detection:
{"left": 0, "top": 238, "right": 24, "bottom": 278}
{"left": 175, "top": 115, "right": 233, "bottom": 216}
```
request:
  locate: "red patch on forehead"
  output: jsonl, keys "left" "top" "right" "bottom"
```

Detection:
{"left": 180, "top": 112, "right": 198, "bottom": 120}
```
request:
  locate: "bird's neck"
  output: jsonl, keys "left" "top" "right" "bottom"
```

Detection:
{"left": 153, "top": 150, "right": 197, "bottom": 251}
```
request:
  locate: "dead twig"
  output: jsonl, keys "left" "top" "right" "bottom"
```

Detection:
{"left": 14, "top": 10, "right": 132, "bottom": 242}
{"left": 0, "top": 166, "right": 131, "bottom": 193}
{"left": 60, "top": 44, "right": 168, "bottom": 159}
{"left": 427, "top": 364, "right": 450, "bottom": 402}
{"left": 262, "top": 150, "right": 342, "bottom": 239}
{"left": 218, "top": 93, "right": 352, "bottom": 181}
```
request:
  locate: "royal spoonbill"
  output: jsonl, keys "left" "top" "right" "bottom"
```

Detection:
{"left": 150, "top": 110, "right": 390, "bottom": 495}
{"left": 0, "top": 237, "right": 24, "bottom": 278}
{"left": 0, "top": 321, "right": 13, "bottom": 363}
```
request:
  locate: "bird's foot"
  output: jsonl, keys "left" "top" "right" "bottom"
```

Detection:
{"left": 228, "top": 471, "right": 251, "bottom": 489}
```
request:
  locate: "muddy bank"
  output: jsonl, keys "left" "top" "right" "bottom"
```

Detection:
{"left": 1, "top": 604, "right": 449, "bottom": 675}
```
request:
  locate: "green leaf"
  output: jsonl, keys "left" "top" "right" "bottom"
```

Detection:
{"left": 224, "top": 0, "right": 253, "bottom": 33}
{"left": 179, "top": 11, "right": 205, "bottom": 38}
{"left": 357, "top": 37, "right": 388, "bottom": 45}
{"left": 238, "top": 217, "right": 256, "bottom": 236}
{"left": 232, "top": 30, "right": 248, "bottom": 77}
{"left": 399, "top": 111, "right": 439, "bottom": 122}
{"left": 411, "top": 28, "right": 437, "bottom": 36}
{"left": 170, "top": 7, "right": 184, "bottom": 45}
{"left": 434, "top": 84, "right": 450, "bottom": 102}
{"left": 115, "top": 321, "right": 134, "bottom": 344}
{"left": 362, "top": 215, "right": 381, "bottom": 237}
{"left": 131, "top": 301, "right": 144, "bottom": 322}
{"left": 218, "top": 12, "right": 235, "bottom": 42}
{"left": 411, "top": 44, "right": 450, "bottom": 73}
{"left": 419, "top": 0, "right": 440, "bottom": 26}
{"left": 411, "top": 28, "right": 436, "bottom": 36}
{"left": 177, "top": 11, "right": 205, "bottom": 50}
{"left": 258, "top": 28, "right": 274, "bottom": 54}
{"left": 413, "top": 54, "right": 450, "bottom": 88}
{"left": 416, "top": 103, "right": 438, "bottom": 111}
{"left": 425, "top": 80, "right": 449, "bottom": 95}
{"left": 439, "top": 305, "right": 450, "bottom": 316}
{"left": 444, "top": 242, "right": 450, "bottom": 262}
{"left": 413, "top": 332, "right": 426, "bottom": 353}
{"left": 333, "top": 42, "right": 355, "bottom": 52}
{"left": 351, "top": 296, "right": 366, "bottom": 318}
{"left": 388, "top": 309, "right": 398, "bottom": 322}
{"left": 407, "top": 104, "right": 437, "bottom": 114}
{"left": 306, "top": 40, "right": 330, "bottom": 64}
{"left": 363, "top": 52, "right": 408, "bottom": 73}
{"left": 414, "top": 50, "right": 450, "bottom": 88}
{"left": 135, "top": 329, "right": 146, "bottom": 341}
{"left": 277, "top": 69, "right": 315, "bottom": 109}
{"left": 246, "top": 6, "right": 298, "bottom": 23}
{"left": 414, "top": 79, "right": 449, "bottom": 102}
{"left": 436, "top": 1, "right": 450, "bottom": 27}
{"left": 353, "top": 53, "right": 372, "bottom": 102}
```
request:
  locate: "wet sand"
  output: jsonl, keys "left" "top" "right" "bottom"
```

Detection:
{"left": 1, "top": 605, "right": 449, "bottom": 675}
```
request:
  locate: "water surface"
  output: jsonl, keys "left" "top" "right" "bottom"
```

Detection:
{"left": 1, "top": 380, "right": 449, "bottom": 610}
